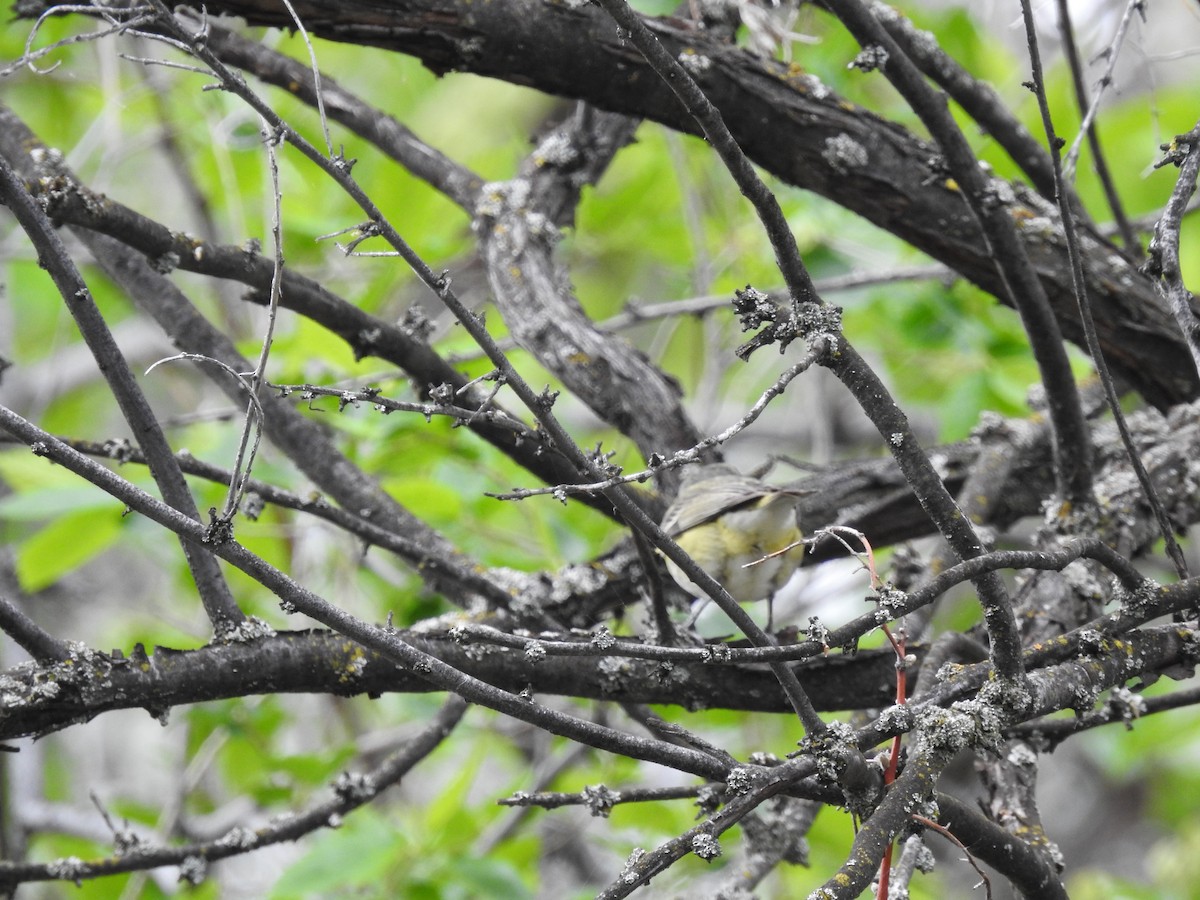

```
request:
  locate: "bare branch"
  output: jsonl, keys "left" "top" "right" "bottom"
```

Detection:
{"left": 0, "top": 152, "right": 246, "bottom": 634}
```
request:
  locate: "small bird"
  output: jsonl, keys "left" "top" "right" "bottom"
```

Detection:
{"left": 660, "top": 464, "right": 806, "bottom": 625}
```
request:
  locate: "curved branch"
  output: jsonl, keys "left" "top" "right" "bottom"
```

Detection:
{"left": 0, "top": 595, "right": 71, "bottom": 662}
{"left": 826, "top": 0, "right": 1093, "bottom": 507}
{"left": 477, "top": 105, "right": 705, "bottom": 460}
{"left": 0, "top": 696, "right": 469, "bottom": 890}
{"left": 935, "top": 791, "right": 1068, "bottom": 899}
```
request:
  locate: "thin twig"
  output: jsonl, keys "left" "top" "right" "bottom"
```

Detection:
{"left": 1062, "top": 0, "right": 1146, "bottom": 180}
{"left": 912, "top": 814, "right": 993, "bottom": 900}
{"left": 0, "top": 153, "right": 246, "bottom": 634}
{"left": 1147, "top": 123, "right": 1200, "bottom": 375}
{"left": 449, "top": 265, "right": 954, "bottom": 365}
{"left": 0, "top": 696, "right": 470, "bottom": 888}
{"left": 1019, "top": 0, "right": 1188, "bottom": 580}
{"left": 487, "top": 343, "right": 823, "bottom": 501}
{"left": 596, "top": 756, "right": 810, "bottom": 898}
{"left": 215, "top": 120, "right": 281, "bottom": 523}
{"left": 271, "top": 383, "right": 528, "bottom": 432}
{"left": 278, "top": 0, "right": 333, "bottom": 156}
{"left": 1053, "top": 0, "right": 1138, "bottom": 252}
{"left": 3, "top": 4, "right": 152, "bottom": 77}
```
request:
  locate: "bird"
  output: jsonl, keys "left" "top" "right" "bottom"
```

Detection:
{"left": 659, "top": 463, "right": 806, "bottom": 627}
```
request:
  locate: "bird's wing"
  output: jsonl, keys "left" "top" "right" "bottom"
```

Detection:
{"left": 661, "top": 475, "right": 774, "bottom": 535}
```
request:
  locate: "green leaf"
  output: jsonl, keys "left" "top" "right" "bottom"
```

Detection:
{"left": 270, "top": 810, "right": 399, "bottom": 898}
{"left": 15, "top": 507, "right": 125, "bottom": 592}
{"left": 431, "top": 857, "right": 531, "bottom": 899}
{"left": 0, "top": 485, "right": 122, "bottom": 521}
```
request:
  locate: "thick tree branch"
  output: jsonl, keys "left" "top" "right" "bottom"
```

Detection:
{"left": 476, "top": 104, "right": 706, "bottom": 461}
{"left": 935, "top": 791, "right": 1069, "bottom": 899}
{"left": 19, "top": 0, "right": 1192, "bottom": 406}
{"left": 0, "top": 630, "right": 907, "bottom": 740}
